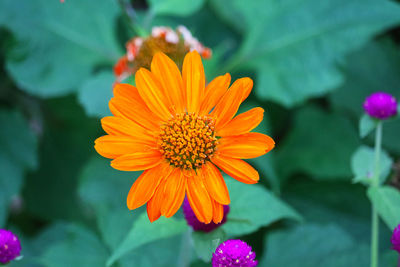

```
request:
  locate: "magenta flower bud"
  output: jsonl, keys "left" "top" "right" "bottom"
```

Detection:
{"left": 182, "top": 198, "right": 230, "bottom": 232}
{"left": 212, "top": 239, "right": 257, "bottom": 267}
{"left": 363, "top": 92, "right": 397, "bottom": 120}
{"left": 391, "top": 224, "right": 400, "bottom": 253}
{"left": 0, "top": 229, "right": 21, "bottom": 264}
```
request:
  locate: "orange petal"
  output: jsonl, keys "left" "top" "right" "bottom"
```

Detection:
{"left": 135, "top": 68, "right": 172, "bottom": 120}
{"left": 94, "top": 135, "right": 156, "bottom": 159}
{"left": 217, "top": 133, "right": 275, "bottom": 159}
{"left": 126, "top": 162, "right": 172, "bottom": 210}
{"left": 242, "top": 78, "right": 253, "bottom": 102}
{"left": 182, "top": 51, "right": 205, "bottom": 113}
{"left": 151, "top": 52, "right": 185, "bottom": 113}
{"left": 212, "top": 200, "right": 224, "bottom": 224}
{"left": 217, "top": 107, "right": 264, "bottom": 136}
{"left": 111, "top": 150, "right": 162, "bottom": 171}
{"left": 146, "top": 179, "right": 167, "bottom": 222}
{"left": 101, "top": 116, "right": 155, "bottom": 143}
{"left": 160, "top": 169, "right": 187, "bottom": 218}
{"left": 186, "top": 173, "right": 213, "bottom": 223}
{"left": 211, "top": 77, "right": 253, "bottom": 129}
{"left": 201, "top": 162, "right": 230, "bottom": 205}
{"left": 211, "top": 154, "right": 259, "bottom": 184}
{"left": 199, "top": 73, "right": 231, "bottom": 116}
{"left": 109, "top": 97, "right": 160, "bottom": 131}
{"left": 113, "top": 83, "right": 145, "bottom": 104}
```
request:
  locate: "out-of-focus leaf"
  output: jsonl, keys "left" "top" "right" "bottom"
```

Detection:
{"left": 79, "top": 157, "right": 136, "bottom": 211}
{"left": 276, "top": 106, "right": 360, "bottom": 180}
{"left": 38, "top": 224, "right": 108, "bottom": 267}
{"left": 359, "top": 114, "right": 378, "bottom": 138}
{"left": 368, "top": 186, "right": 400, "bottom": 230}
{"left": 149, "top": 0, "right": 204, "bottom": 17}
{"left": 260, "top": 223, "right": 396, "bottom": 266}
{"left": 24, "top": 97, "right": 97, "bottom": 221}
{"left": 192, "top": 228, "right": 225, "bottom": 262}
{"left": 118, "top": 235, "right": 184, "bottom": 267}
{"left": 284, "top": 179, "right": 373, "bottom": 243}
{"left": 78, "top": 156, "right": 141, "bottom": 251}
{"left": 211, "top": 0, "right": 400, "bottom": 107}
{"left": 107, "top": 213, "right": 187, "bottom": 266}
{"left": 221, "top": 179, "right": 301, "bottom": 236}
{"left": 351, "top": 145, "right": 393, "bottom": 185}
{"left": 329, "top": 40, "right": 400, "bottom": 154}
{"left": 0, "top": 0, "right": 121, "bottom": 98}
{"left": 0, "top": 109, "right": 37, "bottom": 226}
{"left": 330, "top": 40, "right": 400, "bottom": 116}
{"left": 78, "top": 71, "right": 114, "bottom": 118}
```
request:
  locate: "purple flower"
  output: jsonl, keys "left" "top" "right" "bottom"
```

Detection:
{"left": 0, "top": 229, "right": 21, "bottom": 264}
{"left": 391, "top": 224, "right": 400, "bottom": 253}
{"left": 182, "top": 198, "right": 230, "bottom": 232}
{"left": 363, "top": 92, "right": 397, "bottom": 120}
{"left": 212, "top": 239, "right": 257, "bottom": 267}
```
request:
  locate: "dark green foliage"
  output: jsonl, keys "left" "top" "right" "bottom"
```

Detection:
{"left": 1, "top": 0, "right": 400, "bottom": 266}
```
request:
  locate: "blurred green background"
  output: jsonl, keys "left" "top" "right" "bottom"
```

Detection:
{"left": 1, "top": 0, "right": 400, "bottom": 266}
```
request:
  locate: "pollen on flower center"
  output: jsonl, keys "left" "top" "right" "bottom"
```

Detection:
{"left": 158, "top": 113, "right": 218, "bottom": 170}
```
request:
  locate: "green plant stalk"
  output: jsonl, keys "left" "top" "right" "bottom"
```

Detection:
{"left": 371, "top": 121, "right": 382, "bottom": 267}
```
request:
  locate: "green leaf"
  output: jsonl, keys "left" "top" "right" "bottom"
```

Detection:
{"left": 39, "top": 224, "right": 109, "bottom": 267}
{"left": 107, "top": 213, "right": 187, "bottom": 266}
{"left": 260, "top": 223, "right": 395, "bottom": 266}
{"left": 330, "top": 40, "right": 400, "bottom": 116}
{"left": 24, "top": 97, "right": 97, "bottom": 221}
{"left": 78, "top": 156, "right": 142, "bottom": 252}
{"left": 368, "top": 186, "right": 400, "bottom": 230}
{"left": 192, "top": 228, "right": 226, "bottom": 262}
{"left": 351, "top": 145, "right": 393, "bottom": 185}
{"left": 79, "top": 157, "right": 137, "bottom": 212}
{"left": 276, "top": 106, "right": 360, "bottom": 180}
{"left": 149, "top": 0, "right": 205, "bottom": 17}
{"left": 221, "top": 179, "right": 301, "bottom": 236}
{"left": 0, "top": 0, "right": 121, "bottom": 98}
{"left": 329, "top": 40, "right": 400, "bottom": 155}
{"left": 359, "top": 114, "right": 377, "bottom": 138}
{"left": 0, "top": 109, "right": 37, "bottom": 226}
{"left": 118, "top": 235, "right": 184, "bottom": 267}
{"left": 78, "top": 71, "right": 114, "bottom": 118}
{"left": 212, "top": 0, "right": 400, "bottom": 107}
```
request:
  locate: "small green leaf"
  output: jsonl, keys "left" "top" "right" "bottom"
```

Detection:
{"left": 149, "top": 0, "right": 205, "bottom": 16}
{"left": 78, "top": 71, "right": 114, "bottom": 118}
{"left": 368, "top": 186, "right": 400, "bottom": 230}
{"left": 351, "top": 145, "right": 393, "bottom": 185}
{"left": 359, "top": 114, "right": 377, "bottom": 138}
{"left": 192, "top": 228, "right": 226, "bottom": 262}
{"left": 221, "top": 179, "right": 301, "bottom": 236}
{"left": 107, "top": 213, "right": 187, "bottom": 266}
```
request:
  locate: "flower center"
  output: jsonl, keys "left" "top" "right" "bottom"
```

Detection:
{"left": 158, "top": 113, "right": 218, "bottom": 170}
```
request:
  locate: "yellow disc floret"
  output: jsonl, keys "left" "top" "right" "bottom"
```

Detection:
{"left": 158, "top": 113, "right": 218, "bottom": 170}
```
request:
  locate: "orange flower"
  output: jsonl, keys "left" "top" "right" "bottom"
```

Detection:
{"left": 95, "top": 51, "right": 275, "bottom": 223}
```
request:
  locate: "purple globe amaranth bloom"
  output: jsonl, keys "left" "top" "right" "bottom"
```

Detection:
{"left": 182, "top": 198, "right": 230, "bottom": 232}
{"left": 363, "top": 92, "right": 398, "bottom": 120}
{"left": 391, "top": 224, "right": 400, "bottom": 253}
{"left": 212, "top": 239, "right": 257, "bottom": 267}
{"left": 0, "top": 229, "right": 21, "bottom": 264}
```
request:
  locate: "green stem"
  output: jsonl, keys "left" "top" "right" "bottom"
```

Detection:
{"left": 371, "top": 121, "right": 382, "bottom": 267}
